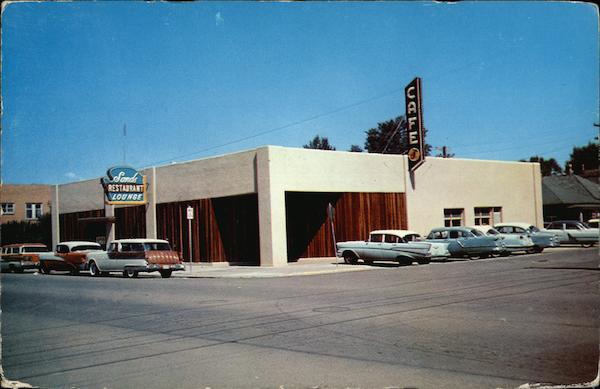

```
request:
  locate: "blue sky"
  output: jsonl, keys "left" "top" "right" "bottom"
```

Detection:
{"left": 2, "top": 1, "right": 598, "bottom": 184}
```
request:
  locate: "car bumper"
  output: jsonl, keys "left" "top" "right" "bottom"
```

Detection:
{"left": 131, "top": 263, "right": 186, "bottom": 273}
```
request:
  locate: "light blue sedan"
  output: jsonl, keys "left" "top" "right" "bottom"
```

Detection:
{"left": 425, "top": 227, "right": 503, "bottom": 259}
{"left": 472, "top": 226, "right": 535, "bottom": 255}
{"left": 494, "top": 222, "right": 560, "bottom": 253}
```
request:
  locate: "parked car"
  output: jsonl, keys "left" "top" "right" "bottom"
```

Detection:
{"left": 39, "top": 241, "right": 103, "bottom": 275}
{"left": 494, "top": 222, "right": 559, "bottom": 253}
{"left": 336, "top": 230, "right": 433, "bottom": 265}
{"left": 425, "top": 227, "right": 503, "bottom": 259}
{"left": 1, "top": 243, "right": 51, "bottom": 273}
{"left": 392, "top": 230, "right": 450, "bottom": 258}
{"left": 471, "top": 225, "right": 535, "bottom": 255}
{"left": 86, "top": 239, "right": 185, "bottom": 278}
{"left": 543, "top": 220, "right": 599, "bottom": 247}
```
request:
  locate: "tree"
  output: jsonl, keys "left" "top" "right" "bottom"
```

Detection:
{"left": 0, "top": 213, "right": 52, "bottom": 247}
{"left": 303, "top": 135, "right": 336, "bottom": 150}
{"left": 566, "top": 142, "right": 598, "bottom": 175}
{"left": 349, "top": 145, "right": 363, "bottom": 152}
{"left": 363, "top": 115, "right": 431, "bottom": 155}
{"left": 520, "top": 156, "right": 562, "bottom": 176}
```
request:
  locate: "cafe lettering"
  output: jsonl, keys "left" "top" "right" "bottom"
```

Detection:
{"left": 101, "top": 167, "right": 147, "bottom": 205}
{"left": 405, "top": 77, "right": 425, "bottom": 172}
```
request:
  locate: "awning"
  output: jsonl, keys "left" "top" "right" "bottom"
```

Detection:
{"left": 77, "top": 217, "right": 116, "bottom": 224}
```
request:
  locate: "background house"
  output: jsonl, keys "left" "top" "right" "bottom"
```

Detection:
{"left": 542, "top": 175, "right": 600, "bottom": 223}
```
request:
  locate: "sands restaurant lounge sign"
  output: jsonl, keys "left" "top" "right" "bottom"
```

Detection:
{"left": 101, "top": 167, "right": 147, "bottom": 205}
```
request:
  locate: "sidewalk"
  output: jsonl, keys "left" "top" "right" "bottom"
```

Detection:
{"left": 172, "top": 257, "right": 376, "bottom": 278}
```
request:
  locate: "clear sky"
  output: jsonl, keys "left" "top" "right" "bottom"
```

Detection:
{"left": 2, "top": 1, "right": 598, "bottom": 184}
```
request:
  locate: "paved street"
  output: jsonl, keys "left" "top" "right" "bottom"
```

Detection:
{"left": 1, "top": 248, "right": 598, "bottom": 389}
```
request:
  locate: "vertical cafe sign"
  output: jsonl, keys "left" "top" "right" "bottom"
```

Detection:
{"left": 405, "top": 77, "right": 425, "bottom": 171}
{"left": 101, "top": 167, "right": 147, "bottom": 205}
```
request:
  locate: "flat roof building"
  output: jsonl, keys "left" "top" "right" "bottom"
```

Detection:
{"left": 52, "top": 146, "right": 543, "bottom": 266}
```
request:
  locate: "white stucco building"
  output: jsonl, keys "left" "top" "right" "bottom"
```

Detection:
{"left": 52, "top": 146, "right": 543, "bottom": 267}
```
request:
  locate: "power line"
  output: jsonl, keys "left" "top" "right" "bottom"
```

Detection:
{"left": 142, "top": 86, "right": 408, "bottom": 168}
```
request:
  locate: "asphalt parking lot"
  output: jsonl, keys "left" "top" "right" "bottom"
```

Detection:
{"left": 1, "top": 246, "right": 598, "bottom": 389}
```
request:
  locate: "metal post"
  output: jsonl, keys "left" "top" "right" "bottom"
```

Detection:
{"left": 188, "top": 218, "right": 192, "bottom": 272}
{"left": 328, "top": 203, "right": 338, "bottom": 268}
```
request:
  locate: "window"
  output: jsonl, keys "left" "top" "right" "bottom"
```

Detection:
{"left": 444, "top": 209, "right": 464, "bottom": 227}
{"left": 25, "top": 203, "right": 43, "bottom": 220}
{"left": 474, "top": 207, "right": 502, "bottom": 226}
{"left": 1, "top": 203, "right": 15, "bottom": 215}
{"left": 369, "top": 234, "right": 384, "bottom": 243}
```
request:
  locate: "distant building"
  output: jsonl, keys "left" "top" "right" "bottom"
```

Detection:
{"left": 542, "top": 175, "right": 600, "bottom": 222}
{"left": 0, "top": 184, "right": 52, "bottom": 224}
{"left": 51, "top": 146, "right": 543, "bottom": 267}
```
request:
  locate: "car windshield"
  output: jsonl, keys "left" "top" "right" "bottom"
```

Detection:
{"left": 72, "top": 245, "right": 101, "bottom": 252}
{"left": 486, "top": 228, "right": 500, "bottom": 235}
{"left": 471, "top": 229, "right": 485, "bottom": 237}
{"left": 529, "top": 226, "right": 540, "bottom": 233}
{"left": 143, "top": 242, "right": 171, "bottom": 251}
{"left": 22, "top": 246, "right": 49, "bottom": 253}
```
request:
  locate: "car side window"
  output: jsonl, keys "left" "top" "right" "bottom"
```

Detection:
{"left": 384, "top": 235, "right": 398, "bottom": 243}
{"left": 370, "top": 234, "right": 384, "bottom": 243}
{"left": 56, "top": 245, "right": 69, "bottom": 254}
{"left": 515, "top": 227, "right": 526, "bottom": 233}
{"left": 449, "top": 231, "right": 460, "bottom": 239}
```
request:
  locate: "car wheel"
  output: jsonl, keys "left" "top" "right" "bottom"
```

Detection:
{"left": 123, "top": 268, "right": 138, "bottom": 278}
{"left": 417, "top": 258, "right": 430, "bottom": 265}
{"left": 343, "top": 252, "right": 358, "bottom": 265}
{"left": 89, "top": 262, "right": 100, "bottom": 277}
{"left": 534, "top": 246, "right": 544, "bottom": 253}
{"left": 582, "top": 242, "right": 595, "bottom": 248}
{"left": 398, "top": 257, "right": 412, "bottom": 266}
{"left": 160, "top": 270, "right": 172, "bottom": 278}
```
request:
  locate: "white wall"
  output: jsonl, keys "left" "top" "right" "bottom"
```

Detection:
{"left": 266, "top": 146, "right": 407, "bottom": 193}
{"left": 152, "top": 149, "right": 258, "bottom": 203}
{"left": 405, "top": 157, "right": 543, "bottom": 236}
{"left": 58, "top": 179, "right": 105, "bottom": 214}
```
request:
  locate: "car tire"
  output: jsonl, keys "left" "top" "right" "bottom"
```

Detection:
{"left": 123, "top": 268, "right": 138, "bottom": 278}
{"left": 398, "top": 257, "right": 412, "bottom": 266}
{"left": 89, "top": 262, "right": 100, "bottom": 277}
{"left": 417, "top": 258, "right": 431, "bottom": 265}
{"left": 343, "top": 252, "right": 358, "bottom": 265}
{"left": 160, "top": 270, "right": 172, "bottom": 278}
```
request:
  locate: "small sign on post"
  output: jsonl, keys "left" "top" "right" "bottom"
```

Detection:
{"left": 186, "top": 206, "right": 194, "bottom": 272}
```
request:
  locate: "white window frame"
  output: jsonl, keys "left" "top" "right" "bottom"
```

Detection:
{"left": 25, "top": 203, "right": 43, "bottom": 220}
{"left": 474, "top": 207, "right": 502, "bottom": 226}
{"left": 1, "top": 203, "right": 15, "bottom": 215}
{"left": 444, "top": 208, "right": 464, "bottom": 227}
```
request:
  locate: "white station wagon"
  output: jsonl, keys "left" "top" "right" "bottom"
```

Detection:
{"left": 86, "top": 239, "right": 185, "bottom": 278}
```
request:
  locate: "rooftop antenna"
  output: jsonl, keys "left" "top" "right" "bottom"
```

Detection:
{"left": 122, "top": 124, "right": 127, "bottom": 165}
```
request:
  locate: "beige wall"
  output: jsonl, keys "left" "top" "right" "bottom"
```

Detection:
{"left": 153, "top": 149, "right": 258, "bottom": 204}
{"left": 266, "top": 146, "right": 406, "bottom": 193}
{"left": 405, "top": 157, "right": 543, "bottom": 236}
{"left": 0, "top": 184, "right": 52, "bottom": 223}
{"left": 58, "top": 179, "right": 105, "bottom": 214}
